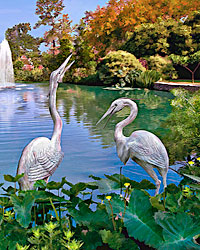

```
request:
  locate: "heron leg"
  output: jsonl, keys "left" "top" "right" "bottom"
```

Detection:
{"left": 142, "top": 165, "right": 161, "bottom": 196}
{"left": 44, "top": 177, "right": 49, "bottom": 183}
{"left": 158, "top": 168, "right": 168, "bottom": 189}
{"left": 120, "top": 166, "right": 123, "bottom": 195}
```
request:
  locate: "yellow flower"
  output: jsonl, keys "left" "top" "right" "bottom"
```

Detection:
{"left": 124, "top": 183, "right": 131, "bottom": 188}
{"left": 106, "top": 196, "right": 112, "bottom": 201}
{"left": 197, "top": 157, "right": 200, "bottom": 161}
{"left": 183, "top": 186, "right": 193, "bottom": 197}
{"left": 188, "top": 161, "right": 195, "bottom": 165}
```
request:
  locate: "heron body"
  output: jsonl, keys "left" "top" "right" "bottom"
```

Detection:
{"left": 17, "top": 54, "right": 74, "bottom": 190}
{"left": 97, "top": 98, "right": 169, "bottom": 195}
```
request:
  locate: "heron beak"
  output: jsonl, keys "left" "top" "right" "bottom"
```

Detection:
{"left": 57, "top": 54, "right": 74, "bottom": 83}
{"left": 96, "top": 106, "right": 116, "bottom": 128}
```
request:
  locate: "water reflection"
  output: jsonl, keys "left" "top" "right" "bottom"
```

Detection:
{"left": 57, "top": 85, "right": 173, "bottom": 148}
{"left": 0, "top": 83, "right": 180, "bottom": 189}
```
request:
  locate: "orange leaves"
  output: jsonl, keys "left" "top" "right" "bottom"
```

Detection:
{"left": 82, "top": 0, "right": 200, "bottom": 55}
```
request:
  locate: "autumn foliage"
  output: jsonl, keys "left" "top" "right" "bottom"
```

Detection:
{"left": 82, "top": 0, "right": 200, "bottom": 55}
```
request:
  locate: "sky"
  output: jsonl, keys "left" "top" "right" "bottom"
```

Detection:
{"left": 0, "top": 0, "right": 108, "bottom": 44}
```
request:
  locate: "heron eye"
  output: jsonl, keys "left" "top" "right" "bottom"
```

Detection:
{"left": 114, "top": 103, "right": 117, "bottom": 107}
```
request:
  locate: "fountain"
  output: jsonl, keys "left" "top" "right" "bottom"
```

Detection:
{"left": 0, "top": 39, "right": 15, "bottom": 89}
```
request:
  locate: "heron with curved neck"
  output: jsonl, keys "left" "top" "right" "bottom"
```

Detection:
{"left": 17, "top": 54, "right": 74, "bottom": 190}
{"left": 97, "top": 98, "right": 169, "bottom": 195}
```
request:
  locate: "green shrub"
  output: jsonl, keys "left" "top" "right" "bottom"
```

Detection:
{"left": 14, "top": 60, "right": 24, "bottom": 71}
{"left": 163, "top": 89, "right": 200, "bottom": 163}
{"left": 14, "top": 68, "right": 50, "bottom": 82}
{"left": 147, "top": 55, "right": 178, "bottom": 80}
{"left": 124, "top": 69, "right": 142, "bottom": 87}
{"left": 98, "top": 50, "right": 146, "bottom": 86}
{"left": 135, "top": 70, "right": 161, "bottom": 89}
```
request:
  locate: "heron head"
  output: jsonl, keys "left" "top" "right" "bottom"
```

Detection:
{"left": 48, "top": 54, "right": 74, "bottom": 97}
{"left": 50, "top": 54, "right": 74, "bottom": 85}
{"left": 96, "top": 98, "right": 130, "bottom": 127}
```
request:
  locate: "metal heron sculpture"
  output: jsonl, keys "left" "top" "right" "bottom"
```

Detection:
{"left": 17, "top": 54, "right": 74, "bottom": 190}
{"left": 97, "top": 98, "right": 169, "bottom": 195}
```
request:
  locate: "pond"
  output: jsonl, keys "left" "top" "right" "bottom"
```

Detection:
{"left": 0, "top": 83, "right": 181, "bottom": 190}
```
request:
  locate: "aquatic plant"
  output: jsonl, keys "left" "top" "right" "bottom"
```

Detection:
{"left": 0, "top": 170, "right": 200, "bottom": 249}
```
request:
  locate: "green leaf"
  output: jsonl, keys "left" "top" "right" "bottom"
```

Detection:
{"left": 0, "top": 197, "right": 11, "bottom": 207}
{"left": 33, "top": 179, "right": 47, "bottom": 189}
{"left": 183, "top": 174, "right": 200, "bottom": 183}
{"left": 155, "top": 212, "right": 200, "bottom": 250}
{"left": 189, "top": 184, "right": 200, "bottom": 191}
{"left": 124, "top": 190, "right": 164, "bottom": 247}
{"left": 70, "top": 182, "right": 89, "bottom": 196}
{"left": 69, "top": 202, "right": 112, "bottom": 231}
{"left": 89, "top": 175, "right": 101, "bottom": 180}
{"left": 105, "top": 190, "right": 164, "bottom": 248}
{"left": 2, "top": 186, "right": 16, "bottom": 195}
{"left": 150, "top": 196, "right": 165, "bottom": 211}
{"left": 165, "top": 192, "right": 184, "bottom": 213}
{"left": 80, "top": 231, "right": 103, "bottom": 250}
{"left": 46, "top": 177, "right": 67, "bottom": 190}
{"left": 19, "top": 190, "right": 67, "bottom": 203}
{"left": 4, "top": 174, "right": 24, "bottom": 183}
{"left": 97, "top": 174, "right": 155, "bottom": 193}
{"left": 165, "top": 183, "right": 180, "bottom": 193}
{"left": 11, "top": 193, "right": 35, "bottom": 228}
{"left": 65, "top": 182, "right": 97, "bottom": 197}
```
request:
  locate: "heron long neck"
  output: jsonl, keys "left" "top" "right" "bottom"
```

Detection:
{"left": 114, "top": 101, "right": 138, "bottom": 141}
{"left": 49, "top": 80, "right": 62, "bottom": 145}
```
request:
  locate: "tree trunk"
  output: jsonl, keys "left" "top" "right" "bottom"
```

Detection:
{"left": 183, "top": 63, "right": 200, "bottom": 83}
{"left": 53, "top": 40, "right": 56, "bottom": 55}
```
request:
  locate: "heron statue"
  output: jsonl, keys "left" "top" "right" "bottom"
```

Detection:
{"left": 17, "top": 54, "right": 74, "bottom": 190}
{"left": 97, "top": 98, "right": 169, "bottom": 195}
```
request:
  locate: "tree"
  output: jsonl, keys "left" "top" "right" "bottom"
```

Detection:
{"left": 122, "top": 18, "right": 192, "bottom": 58}
{"left": 82, "top": 0, "right": 200, "bottom": 56}
{"left": 34, "top": 0, "right": 72, "bottom": 54}
{"left": 73, "top": 20, "right": 96, "bottom": 68}
{"left": 170, "top": 52, "right": 200, "bottom": 83}
{"left": 185, "top": 11, "right": 200, "bottom": 51}
{"left": 5, "top": 23, "right": 40, "bottom": 61}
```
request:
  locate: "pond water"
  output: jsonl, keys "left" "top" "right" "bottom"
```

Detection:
{"left": 0, "top": 83, "right": 181, "bottom": 190}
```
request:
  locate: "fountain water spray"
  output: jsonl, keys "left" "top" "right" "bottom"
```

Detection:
{"left": 0, "top": 39, "right": 15, "bottom": 88}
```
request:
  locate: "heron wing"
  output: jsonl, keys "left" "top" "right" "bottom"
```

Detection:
{"left": 127, "top": 131, "right": 168, "bottom": 169}
{"left": 28, "top": 149, "right": 64, "bottom": 182}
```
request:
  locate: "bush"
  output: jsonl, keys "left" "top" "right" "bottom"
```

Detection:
{"left": 14, "top": 60, "right": 24, "bottom": 71}
{"left": 135, "top": 70, "right": 161, "bottom": 89}
{"left": 124, "top": 69, "right": 141, "bottom": 87}
{"left": 14, "top": 68, "right": 50, "bottom": 82}
{"left": 98, "top": 50, "right": 146, "bottom": 87}
{"left": 147, "top": 55, "right": 178, "bottom": 80}
{"left": 78, "top": 73, "right": 101, "bottom": 86}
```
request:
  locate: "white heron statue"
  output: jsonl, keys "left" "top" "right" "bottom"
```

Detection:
{"left": 17, "top": 54, "right": 74, "bottom": 190}
{"left": 97, "top": 98, "right": 169, "bottom": 195}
